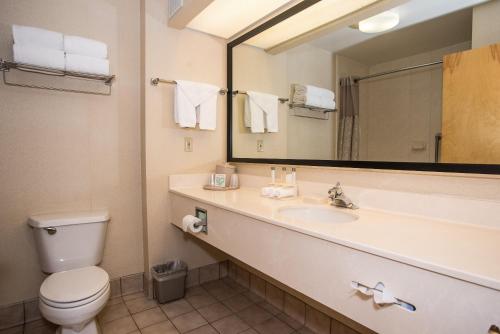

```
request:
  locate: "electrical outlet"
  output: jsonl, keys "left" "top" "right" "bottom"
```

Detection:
{"left": 184, "top": 137, "right": 193, "bottom": 152}
{"left": 257, "top": 139, "right": 264, "bottom": 152}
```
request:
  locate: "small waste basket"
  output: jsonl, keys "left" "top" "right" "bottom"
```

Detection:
{"left": 152, "top": 260, "right": 187, "bottom": 304}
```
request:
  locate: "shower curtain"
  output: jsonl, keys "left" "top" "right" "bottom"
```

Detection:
{"left": 338, "top": 77, "right": 360, "bottom": 160}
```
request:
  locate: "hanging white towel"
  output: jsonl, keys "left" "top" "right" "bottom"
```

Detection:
{"left": 12, "top": 25, "right": 63, "bottom": 50}
{"left": 245, "top": 91, "right": 279, "bottom": 133}
{"left": 65, "top": 53, "right": 110, "bottom": 75}
{"left": 305, "top": 85, "right": 335, "bottom": 109}
{"left": 64, "top": 35, "right": 108, "bottom": 59}
{"left": 175, "top": 80, "right": 220, "bottom": 130}
{"left": 13, "top": 44, "right": 65, "bottom": 70}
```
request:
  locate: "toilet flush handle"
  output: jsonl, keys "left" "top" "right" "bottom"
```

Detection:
{"left": 44, "top": 227, "right": 57, "bottom": 235}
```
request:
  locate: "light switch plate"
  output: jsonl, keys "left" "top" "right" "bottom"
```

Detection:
{"left": 257, "top": 139, "right": 264, "bottom": 152}
{"left": 184, "top": 137, "right": 193, "bottom": 152}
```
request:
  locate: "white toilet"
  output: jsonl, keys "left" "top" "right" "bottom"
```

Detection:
{"left": 28, "top": 211, "right": 111, "bottom": 334}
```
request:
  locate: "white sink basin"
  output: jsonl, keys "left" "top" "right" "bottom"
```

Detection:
{"left": 278, "top": 205, "right": 358, "bottom": 224}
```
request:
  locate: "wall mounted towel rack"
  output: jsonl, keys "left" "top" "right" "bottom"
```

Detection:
{"left": 0, "top": 59, "right": 115, "bottom": 96}
{"left": 150, "top": 77, "right": 227, "bottom": 95}
{"left": 288, "top": 103, "right": 337, "bottom": 113}
{"left": 231, "top": 90, "right": 289, "bottom": 104}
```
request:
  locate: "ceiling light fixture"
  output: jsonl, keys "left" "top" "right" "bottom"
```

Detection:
{"left": 358, "top": 11, "right": 399, "bottom": 33}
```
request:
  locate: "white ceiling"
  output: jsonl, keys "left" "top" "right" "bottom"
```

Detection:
{"left": 310, "top": 0, "right": 488, "bottom": 54}
{"left": 338, "top": 8, "right": 473, "bottom": 65}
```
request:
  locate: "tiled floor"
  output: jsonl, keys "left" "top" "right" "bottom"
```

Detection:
{"left": 99, "top": 277, "right": 317, "bottom": 334}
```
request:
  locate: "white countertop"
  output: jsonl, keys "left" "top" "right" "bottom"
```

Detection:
{"left": 170, "top": 186, "right": 500, "bottom": 292}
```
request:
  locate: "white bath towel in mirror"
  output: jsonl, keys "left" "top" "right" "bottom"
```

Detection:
{"left": 13, "top": 44, "right": 65, "bottom": 70}
{"left": 65, "top": 53, "right": 110, "bottom": 75}
{"left": 12, "top": 25, "right": 64, "bottom": 50}
{"left": 64, "top": 35, "right": 108, "bottom": 59}
{"left": 175, "top": 80, "right": 220, "bottom": 130}
{"left": 245, "top": 91, "right": 279, "bottom": 133}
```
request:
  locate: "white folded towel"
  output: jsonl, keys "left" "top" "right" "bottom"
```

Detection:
{"left": 64, "top": 35, "right": 108, "bottom": 59}
{"left": 305, "top": 85, "right": 335, "bottom": 109}
{"left": 13, "top": 44, "right": 65, "bottom": 70}
{"left": 174, "top": 80, "right": 220, "bottom": 130}
{"left": 12, "top": 25, "right": 64, "bottom": 50}
{"left": 65, "top": 53, "right": 110, "bottom": 75}
{"left": 245, "top": 91, "right": 279, "bottom": 133}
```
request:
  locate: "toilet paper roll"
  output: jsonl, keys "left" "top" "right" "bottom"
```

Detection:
{"left": 182, "top": 215, "right": 203, "bottom": 233}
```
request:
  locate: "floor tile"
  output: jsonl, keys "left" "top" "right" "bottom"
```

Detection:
{"left": 170, "top": 311, "right": 207, "bottom": 333}
{"left": 186, "top": 293, "right": 217, "bottom": 309}
{"left": 140, "top": 320, "right": 179, "bottom": 334}
{"left": 258, "top": 302, "right": 281, "bottom": 315}
{"left": 295, "top": 326, "right": 316, "bottom": 334}
{"left": 0, "top": 302, "right": 24, "bottom": 329}
{"left": 107, "top": 296, "right": 125, "bottom": 306}
{"left": 160, "top": 299, "right": 194, "bottom": 319}
{"left": 276, "top": 312, "right": 303, "bottom": 330}
{"left": 243, "top": 291, "right": 264, "bottom": 303}
{"left": 305, "top": 306, "right": 330, "bottom": 334}
{"left": 211, "top": 315, "right": 250, "bottom": 334}
{"left": 185, "top": 286, "right": 207, "bottom": 298}
{"left": 98, "top": 302, "right": 130, "bottom": 324}
{"left": 199, "top": 263, "right": 220, "bottom": 284}
{"left": 124, "top": 296, "right": 157, "bottom": 314}
{"left": 222, "top": 294, "right": 253, "bottom": 312}
{"left": 223, "top": 278, "right": 247, "bottom": 293}
{"left": 265, "top": 284, "right": 284, "bottom": 311}
{"left": 122, "top": 292, "right": 145, "bottom": 302}
{"left": 330, "top": 319, "right": 359, "bottom": 334}
{"left": 0, "top": 325, "right": 23, "bottom": 334}
{"left": 131, "top": 307, "right": 167, "bottom": 329}
{"left": 236, "top": 304, "right": 273, "bottom": 327}
{"left": 240, "top": 329, "right": 259, "bottom": 334}
{"left": 197, "top": 302, "right": 232, "bottom": 323}
{"left": 284, "top": 294, "right": 305, "bottom": 325}
{"left": 185, "top": 324, "right": 218, "bottom": 334}
{"left": 253, "top": 317, "right": 294, "bottom": 334}
{"left": 101, "top": 316, "right": 138, "bottom": 334}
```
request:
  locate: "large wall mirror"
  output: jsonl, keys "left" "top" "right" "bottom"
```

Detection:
{"left": 227, "top": 0, "right": 500, "bottom": 174}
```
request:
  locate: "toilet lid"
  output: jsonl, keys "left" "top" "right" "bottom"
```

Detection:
{"left": 40, "top": 266, "right": 109, "bottom": 303}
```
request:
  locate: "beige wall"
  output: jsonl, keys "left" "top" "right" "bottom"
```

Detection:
{"left": 472, "top": 0, "right": 500, "bottom": 48}
{"left": 0, "top": 0, "right": 144, "bottom": 304}
{"left": 143, "top": 0, "right": 227, "bottom": 282}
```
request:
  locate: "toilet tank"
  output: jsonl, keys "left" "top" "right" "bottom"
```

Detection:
{"left": 28, "top": 211, "right": 109, "bottom": 273}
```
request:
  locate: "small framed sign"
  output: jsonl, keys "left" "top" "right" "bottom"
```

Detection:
{"left": 214, "top": 174, "right": 226, "bottom": 187}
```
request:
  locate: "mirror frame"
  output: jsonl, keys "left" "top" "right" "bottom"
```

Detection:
{"left": 226, "top": 0, "right": 500, "bottom": 174}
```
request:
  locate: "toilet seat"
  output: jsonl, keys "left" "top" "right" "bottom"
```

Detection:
{"left": 40, "top": 266, "right": 109, "bottom": 309}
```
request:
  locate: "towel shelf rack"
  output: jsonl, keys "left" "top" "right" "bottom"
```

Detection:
{"left": 0, "top": 59, "right": 115, "bottom": 96}
{"left": 150, "top": 77, "right": 228, "bottom": 95}
{"left": 288, "top": 103, "right": 337, "bottom": 113}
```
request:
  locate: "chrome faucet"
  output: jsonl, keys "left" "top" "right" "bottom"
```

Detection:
{"left": 328, "top": 182, "right": 358, "bottom": 209}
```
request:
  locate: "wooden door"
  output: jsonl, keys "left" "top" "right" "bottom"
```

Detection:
{"left": 441, "top": 43, "right": 500, "bottom": 164}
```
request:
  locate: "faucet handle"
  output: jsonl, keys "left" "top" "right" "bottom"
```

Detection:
{"left": 328, "top": 182, "right": 343, "bottom": 197}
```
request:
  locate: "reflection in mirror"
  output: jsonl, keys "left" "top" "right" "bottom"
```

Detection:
{"left": 231, "top": 0, "right": 500, "bottom": 165}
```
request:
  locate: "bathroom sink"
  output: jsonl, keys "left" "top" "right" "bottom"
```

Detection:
{"left": 277, "top": 206, "right": 358, "bottom": 224}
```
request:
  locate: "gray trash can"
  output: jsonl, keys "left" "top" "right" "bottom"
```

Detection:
{"left": 152, "top": 260, "right": 187, "bottom": 304}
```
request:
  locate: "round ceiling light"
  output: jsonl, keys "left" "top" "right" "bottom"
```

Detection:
{"left": 358, "top": 11, "right": 399, "bottom": 34}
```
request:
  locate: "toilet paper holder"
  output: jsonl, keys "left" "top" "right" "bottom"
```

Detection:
{"left": 194, "top": 207, "right": 208, "bottom": 233}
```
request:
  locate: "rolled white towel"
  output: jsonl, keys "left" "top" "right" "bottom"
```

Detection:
{"left": 64, "top": 35, "right": 108, "bottom": 59}
{"left": 12, "top": 25, "right": 63, "bottom": 50}
{"left": 65, "top": 53, "right": 110, "bottom": 75}
{"left": 305, "top": 85, "right": 335, "bottom": 110}
{"left": 13, "top": 44, "right": 65, "bottom": 70}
